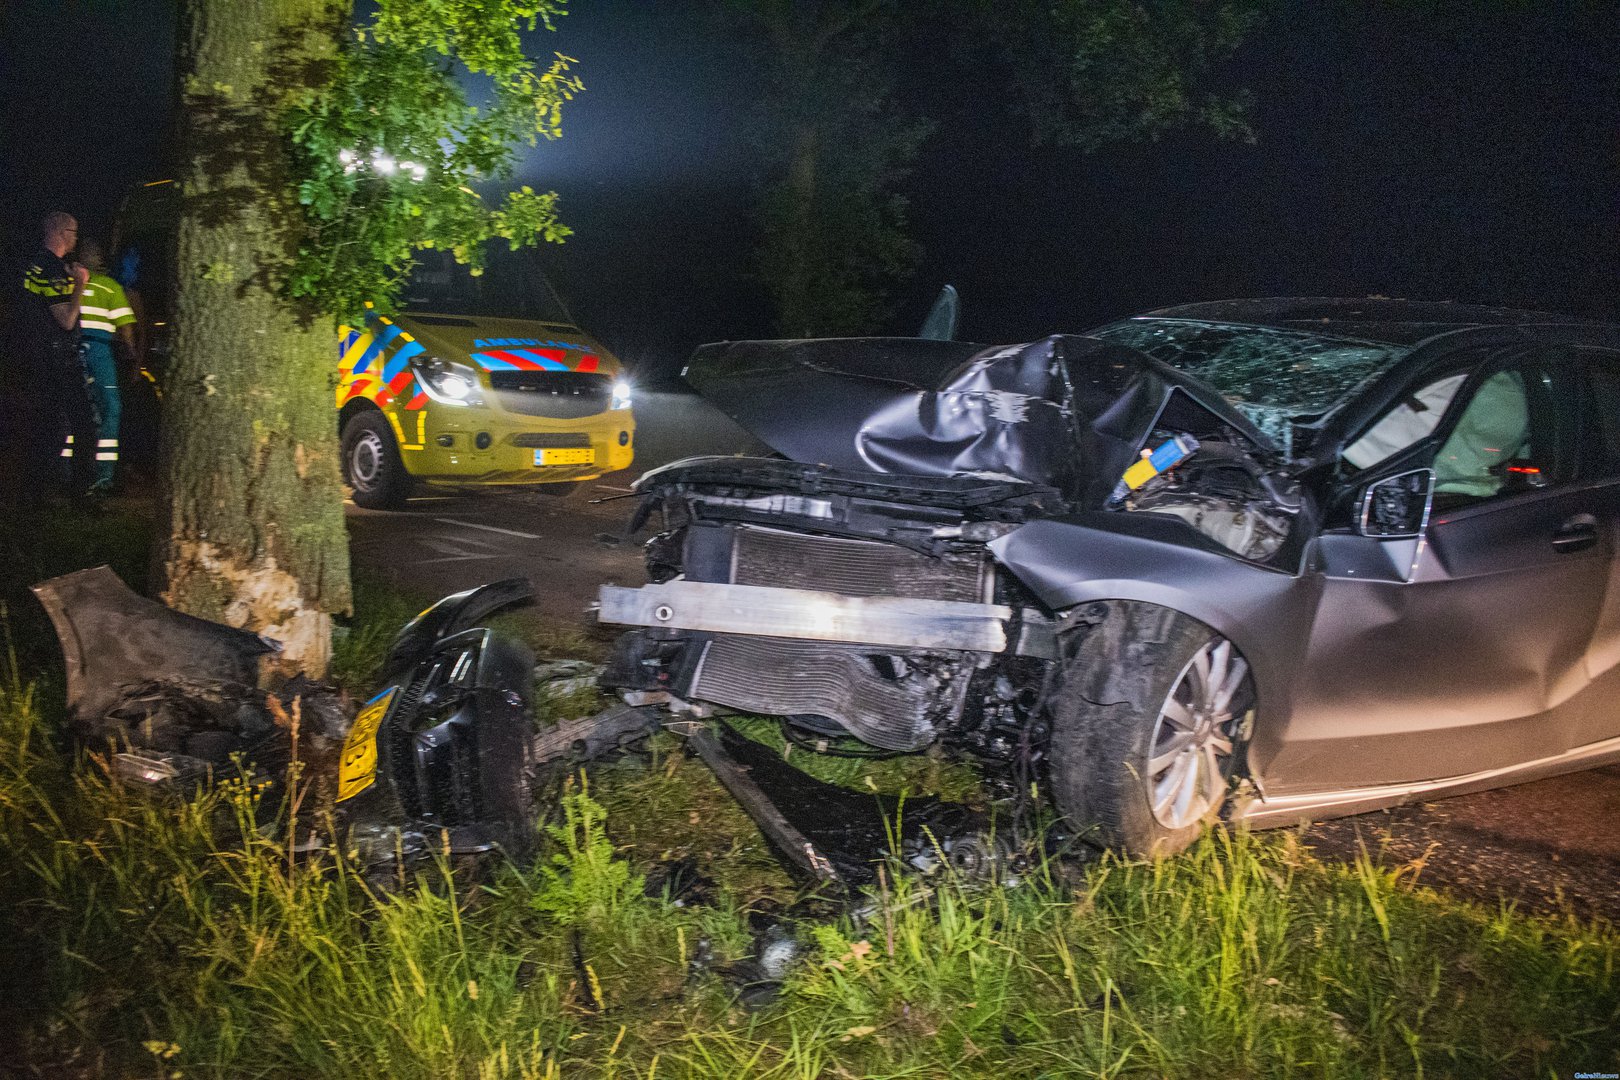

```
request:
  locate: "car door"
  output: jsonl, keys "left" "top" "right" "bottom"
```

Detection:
{"left": 1566, "top": 347, "right": 1620, "bottom": 748}
{"left": 1265, "top": 349, "right": 1612, "bottom": 793}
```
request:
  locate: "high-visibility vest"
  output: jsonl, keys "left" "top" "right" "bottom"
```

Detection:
{"left": 80, "top": 273, "right": 134, "bottom": 342}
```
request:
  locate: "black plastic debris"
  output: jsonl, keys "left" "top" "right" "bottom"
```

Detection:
{"left": 690, "top": 721, "right": 994, "bottom": 889}
{"left": 340, "top": 579, "right": 546, "bottom": 867}
{"left": 642, "top": 856, "right": 715, "bottom": 908}
{"left": 31, "top": 565, "right": 280, "bottom": 737}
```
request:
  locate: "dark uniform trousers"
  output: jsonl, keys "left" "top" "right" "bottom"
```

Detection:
{"left": 1, "top": 348, "right": 98, "bottom": 505}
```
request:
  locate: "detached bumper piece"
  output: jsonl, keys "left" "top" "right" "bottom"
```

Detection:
{"left": 341, "top": 579, "right": 540, "bottom": 863}
{"left": 31, "top": 565, "right": 280, "bottom": 739}
{"left": 30, "top": 566, "right": 343, "bottom": 785}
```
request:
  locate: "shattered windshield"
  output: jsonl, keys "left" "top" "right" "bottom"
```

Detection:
{"left": 1091, "top": 319, "right": 1403, "bottom": 433}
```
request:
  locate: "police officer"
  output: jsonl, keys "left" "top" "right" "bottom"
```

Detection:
{"left": 75, "top": 238, "right": 137, "bottom": 493}
{"left": 2, "top": 211, "right": 98, "bottom": 506}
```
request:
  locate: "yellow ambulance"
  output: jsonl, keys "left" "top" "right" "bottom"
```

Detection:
{"left": 337, "top": 247, "right": 635, "bottom": 508}
{"left": 114, "top": 181, "right": 634, "bottom": 507}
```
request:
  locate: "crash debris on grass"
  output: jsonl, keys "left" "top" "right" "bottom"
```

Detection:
{"left": 32, "top": 568, "right": 1022, "bottom": 900}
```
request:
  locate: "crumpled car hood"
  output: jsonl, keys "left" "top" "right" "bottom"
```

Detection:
{"left": 685, "top": 334, "right": 1274, "bottom": 506}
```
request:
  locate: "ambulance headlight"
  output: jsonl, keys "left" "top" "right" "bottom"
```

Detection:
{"left": 612, "top": 380, "right": 633, "bottom": 410}
{"left": 412, "top": 357, "right": 483, "bottom": 407}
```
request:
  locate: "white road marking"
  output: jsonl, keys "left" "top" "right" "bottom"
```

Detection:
{"left": 409, "top": 534, "right": 505, "bottom": 564}
{"left": 433, "top": 517, "right": 544, "bottom": 540}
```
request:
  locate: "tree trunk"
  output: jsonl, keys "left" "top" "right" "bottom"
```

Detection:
{"left": 154, "top": 0, "right": 352, "bottom": 678}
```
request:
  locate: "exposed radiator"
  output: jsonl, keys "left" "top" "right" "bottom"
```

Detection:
{"left": 728, "top": 525, "right": 987, "bottom": 602}
{"left": 691, "top": 635, "right": 956, "bottom": 751}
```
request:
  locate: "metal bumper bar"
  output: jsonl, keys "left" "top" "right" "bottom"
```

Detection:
{"left": 598, "top": 580, "right": 1012, "bottom": 653}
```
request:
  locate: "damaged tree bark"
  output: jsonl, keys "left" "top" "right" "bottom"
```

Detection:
{"left": 154, "top": 0, "right": 353, "bottom": 677}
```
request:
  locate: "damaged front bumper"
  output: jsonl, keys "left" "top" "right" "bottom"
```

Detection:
{"left": 595, "top": 581, "right": 1054, "bottom": 752}
{"left": 595, "top": 456, "right": 1062, "bottom": 752}
{"left": 599, "top": 579, "right": 1016, "bottom": 653}
{"left": 336, "top": 579, "right": 540, "bottom": 858}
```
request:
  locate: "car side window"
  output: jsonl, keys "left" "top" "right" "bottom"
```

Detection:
{"left": 1342, "top": 371, "right": 1468, "bottom": 470}
{"left": 1432, "top": 361, "right": 1577, "bottom": 506}
{"left": 1433, "top": 371, "right": 1530, "bottom": 497}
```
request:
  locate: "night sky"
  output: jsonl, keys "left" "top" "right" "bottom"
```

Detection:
{"left": 3, "top": 0, "right": 1616, "bottom": 379}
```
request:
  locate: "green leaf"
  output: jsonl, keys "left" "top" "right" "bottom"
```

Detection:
{"left": 277, "top": 0, "right": 577, "bottom": 319}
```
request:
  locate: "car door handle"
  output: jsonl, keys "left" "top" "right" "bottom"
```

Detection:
{"left": 1552, "top": 514, "right": 1599, "bottom": 554}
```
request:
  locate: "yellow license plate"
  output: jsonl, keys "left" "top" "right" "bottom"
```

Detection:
{"left": 336, "top": 687, "right": 397, "bottom": 803}
{"left": 537, "top": 447, "right": 595, "bottom": 466}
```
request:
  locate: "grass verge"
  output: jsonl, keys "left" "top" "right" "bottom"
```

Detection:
{"left": 3, "top": 668, "right": 1618, "bottom": 1077}
{"left": 2, "top": 504, "right": 1616, "bottom": 1076}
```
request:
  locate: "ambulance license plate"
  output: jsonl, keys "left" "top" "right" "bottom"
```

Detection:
{"left": 537, "top": 448, "right": 595, "bottom": 466}
{"left": 336, "top": 687, "right": 397, "bottom": 803}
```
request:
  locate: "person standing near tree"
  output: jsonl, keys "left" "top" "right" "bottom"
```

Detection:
{"left": 75, "top": 238, "right": 136, "bottom": 493}
{"left": 2, "top": 211, "right": 96, "bottom": 507}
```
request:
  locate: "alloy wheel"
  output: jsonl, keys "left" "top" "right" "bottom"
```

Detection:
{"left": 1146, "top": 637, "right": 1249, "bottom": 830}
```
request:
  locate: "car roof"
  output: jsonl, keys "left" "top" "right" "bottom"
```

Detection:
{"left": 1137, "top": 297, "right": 1598, "bottom": 348}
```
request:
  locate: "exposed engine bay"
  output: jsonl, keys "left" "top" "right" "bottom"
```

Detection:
{"left": 598, "top": 332, "right": 1310, "bottom": 762}
{"left": 1117, "top": 434, "right": 1301, "bottom": 562}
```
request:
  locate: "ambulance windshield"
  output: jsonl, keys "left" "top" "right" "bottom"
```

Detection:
{"left": 401, "top": 246, "right": 574, "bottom": 324}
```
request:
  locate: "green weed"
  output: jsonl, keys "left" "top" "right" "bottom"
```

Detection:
{"left": 328, "top": 572, "right": 423, "bottom": 693}
{"left": 4, "top": 652, "right": 1617, "bottom": 1079}
{"left": 533, "top": 778, "right": 645, "bottom": 926}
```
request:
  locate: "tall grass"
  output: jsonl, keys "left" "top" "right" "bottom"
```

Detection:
{"left": 3, "top": 664, "right": 1617, "bottom": 1078}
{"left": 4, "top": 487, "right": 1614, "bottom": 1075}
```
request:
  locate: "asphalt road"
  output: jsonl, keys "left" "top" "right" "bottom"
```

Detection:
{"left": 345, "top": 389, "right": 766, "bottom": 625}
{"left": 346, "top": 389, "right": 1620, "bottom": 922}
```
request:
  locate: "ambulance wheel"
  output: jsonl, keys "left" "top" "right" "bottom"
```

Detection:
{"left": 341, "top": 411, "right": 413, "bottom": 510}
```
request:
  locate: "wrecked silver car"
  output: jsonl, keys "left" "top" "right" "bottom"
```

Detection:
{"left": 598, "top": 298, "right": 1620, "bottom": 855}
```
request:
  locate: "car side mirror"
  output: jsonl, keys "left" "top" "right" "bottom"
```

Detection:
{"left": 1358, "top": 467, "right": 1434, "bottom": 538}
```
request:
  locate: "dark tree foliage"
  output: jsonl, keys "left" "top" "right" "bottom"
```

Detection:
{"left": 731, "top": 1, "right": 933, "bottom": 338}
{"left": 972, "top": 0, "right": 1264, "bottom": 149}
{"left": 729, "top": 0, "right": 1267, "bottom": 337}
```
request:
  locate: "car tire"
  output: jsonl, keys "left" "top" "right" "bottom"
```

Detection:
{"left": 1047, "top": 601, "right": 1254, "bottom": 858}
{"left": 341, "top": 410, "right": 413, "bottom": 510}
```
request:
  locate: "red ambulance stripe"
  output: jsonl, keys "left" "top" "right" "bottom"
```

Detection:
{"left": 484, "top": 349, "right": 543, "bottom": 371}
{"left": 576, "top": 355, "right": 599, "bottom": 372}
{"left": 405, "top": 391, "right": 428, "bottom": 410}
{"left": 387, "top": 368, "right": 416, "bottom": 396}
